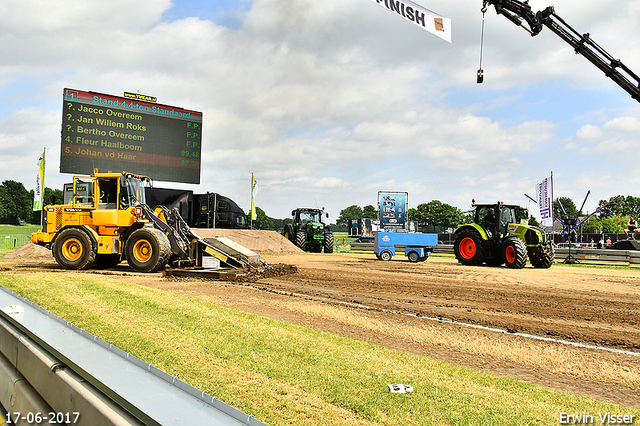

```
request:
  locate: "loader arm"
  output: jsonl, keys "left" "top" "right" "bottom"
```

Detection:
{"left": 483, "top": 0, "right": 640, "bottom": 102}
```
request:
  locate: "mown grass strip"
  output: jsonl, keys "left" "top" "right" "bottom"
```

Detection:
{"left": 1, "top": 273, "right": 638, "bottom": 426}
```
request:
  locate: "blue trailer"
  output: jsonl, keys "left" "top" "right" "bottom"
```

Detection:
{"left": 374, "top": 232, "right": 438, "bottom": 262}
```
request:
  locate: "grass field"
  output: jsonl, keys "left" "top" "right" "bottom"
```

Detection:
{"left": 0, "top": 224, "right": 40, "bottom": 235}
{"left": 1, "top": 272, "right": 637, "bottom": 426}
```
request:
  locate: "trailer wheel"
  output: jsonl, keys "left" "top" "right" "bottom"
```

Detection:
{"left": 407, "top": 251, "right": 420, "bottom": 263}
{"left": 502, "top": 238, "right": 528, "bottom": 269}
{"left": 295, "top": 230, "right": 307, "bottom": 251}
{"left": 379, "top": 250, "right": 393, "bottom": 261}
{"left": 53, "top": 228, "right": 96, "bottom": 270}
{"left": 323, "top": 233, "right": 334, "bottom": 253}
{"left": 126, "top": 228, "right": 171, "bottom": 273}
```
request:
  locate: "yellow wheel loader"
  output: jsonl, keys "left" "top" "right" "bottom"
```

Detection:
{"left": 32, "top": 171, "right": 250, "bottom": 273}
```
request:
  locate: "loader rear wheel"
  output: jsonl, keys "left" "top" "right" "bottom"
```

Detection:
{"left": 53, "top": 228, "right": 96, "bottom": 270}
{"left": 503, "top": 238, "right": 528, "bottom": 269}
{"left": 126, "top": 228, "right": 171, "bottom": 273}
{"left": 453, "top": 229, "right": 484, "bottom": 266}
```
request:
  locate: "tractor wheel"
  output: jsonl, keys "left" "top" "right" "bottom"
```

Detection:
{"left": 53, "top": 228, "right": 97, "bottom": 270}
{"left": 453, "top": 229, "right": 484, "bottom": 266}
{"left": 295, "top": 230, "right": 307, "bottom": 251}
{"left": 282, "top": 224, "right": 294, "bottom": 242}
{"left": 407, "top": 251, "right": 420, "bottom": 263}
{"left": 530, "top": 252, "right": 554, "bottom": 268}
{"left": 379, "top": 250, "right": 393, "bottom": 261}
{"left": 502, "top": 238, "right": 528, "bottom": 269}
{"left": 324, "top": 233, "right": 334, "bottom": 253}
{"left": 125, "top": 227, "right": 171, "bottom": 273}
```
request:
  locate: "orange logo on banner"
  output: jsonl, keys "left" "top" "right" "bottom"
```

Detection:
{"left": 434, "top": 18, "right": 444, "bottom": 32}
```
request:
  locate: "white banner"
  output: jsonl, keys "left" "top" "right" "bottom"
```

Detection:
{"left": 369, "top": 0, "right": 451, "bottom": 43}
{"left": 33, "top": 150, "right": 45, "bottom": 211}
{"left": 535, "top": 175, "right": 553, "bottom": 227}
{"left": 251, "top": 174, "right": 258, "bottom": 221}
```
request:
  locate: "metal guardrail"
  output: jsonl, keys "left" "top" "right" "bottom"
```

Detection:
{"left": 0, "top": 286, "right": 268, "bottom": 426}
{"left": 0, "top": 235, "right": 30, "bottom": 251}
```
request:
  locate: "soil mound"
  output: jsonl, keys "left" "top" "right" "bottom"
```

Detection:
{"left": 193, "top": 229, "right": 303, "bottom": 254}
{"left": 2, "top": 243, "right": 54, "bottom": 262}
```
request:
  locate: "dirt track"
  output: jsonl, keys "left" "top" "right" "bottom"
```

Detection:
{"left": 258, "top": 253, "right": 640, "bottom": 351}
{"left": 3, "top": 238, "right": 640, "bottom": 408}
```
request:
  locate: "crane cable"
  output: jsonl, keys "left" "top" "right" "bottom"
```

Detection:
{"left": 478, "top": 6, "right": 487, "bottom": 84}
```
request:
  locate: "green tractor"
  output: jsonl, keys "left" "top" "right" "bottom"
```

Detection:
{"left": 282, "top": 208, "right": 334, "bottom": 253}
{"left": 453, "top": 201, "right": 554, "bottom": 269}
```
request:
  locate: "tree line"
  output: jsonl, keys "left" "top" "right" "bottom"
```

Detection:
{"left": 0, "top": 180, "right": 63, "bottom": 225}
{"left": 2, "top": 177, "right": 637, "bottom": 235}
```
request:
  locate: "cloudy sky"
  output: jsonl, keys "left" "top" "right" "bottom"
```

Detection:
{"left": 2, "top": 0, "right": 639, "bottom": 221}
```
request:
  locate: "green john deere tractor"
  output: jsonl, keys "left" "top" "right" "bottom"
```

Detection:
{"left": 282, "top": 208, "right": 334, "bottom": 253}
{"left": 453, "top": 202, "right": 554, "bottom": 269}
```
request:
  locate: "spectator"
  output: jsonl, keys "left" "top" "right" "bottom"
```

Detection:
{"left": 624, "top": 216, "right": 639, "bottom": 239}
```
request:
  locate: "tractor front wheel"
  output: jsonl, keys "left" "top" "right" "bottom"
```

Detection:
{"left": 295, "top": 230, "right": 307, "bottom": 251}
{"left": 126, "top": 228, "right": 171, "bottom": 273}
{"left": 454, "top": 229, "right": 484, "bottom": 266}
{"left": 502, "top": 238, "right": 528, "bottom": 269}
{"left": 323, "top": 233, "right": 334, "bottom": 253}
{"left": 53, "top": 228, "right": 96, "bottom": 270}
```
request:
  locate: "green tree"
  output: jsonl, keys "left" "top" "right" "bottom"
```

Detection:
{"left": 362, "top": 205, "right": 377, "bottom": 219}
{"left": 554, "top": 197, "right": 578, "bottom": 220}
{"left": 44, "top": 187, "right": 64, "bottom": 206}
{"left": 414, "top": 200, "right": 463, "bottom": 233}
{"left": 0, "top": 180, "right": 33, "bottom": 224}
{"left": 252, "top": 206, "right": 272, "bottom": 229}
{"left": 527, "top": 214, "right": 541, "bottom": 228}
{"left": 337, "top": 205, "right": 363, "bottom": 227}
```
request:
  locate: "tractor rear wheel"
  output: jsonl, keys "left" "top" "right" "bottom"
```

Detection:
{"left": 502, "top": 238, "right": 528, "bottom": 269}
{"left": 295, "top": 230, "right": 307, "bottom": 251}
{"left": 454, "top": 229, "right": 484, "bottom": 266}
{"left": 53, "top": 228, "right": 96, "bottom": 270}
{"left": 283, "top": 224, "right": 294, "bottom": 242}
{"left": 126, "top": 227, "right": 171, "bottom": 273}
{"left": 323, "top": 233, "right": 334, "bottom": 253}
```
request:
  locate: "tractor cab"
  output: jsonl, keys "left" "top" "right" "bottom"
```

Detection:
{"left": 475, "top": 203, "right": 523, "bottom": 239}
{"left": 294, "top": 208, "right": 326, "bottom": 225}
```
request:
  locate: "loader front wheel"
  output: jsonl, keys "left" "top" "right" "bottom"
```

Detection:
{"left": 53, "top": 228, "right": 96, "bottom": 270}
{"left": 126, "top": 228, "right": 171, "bottom": 273}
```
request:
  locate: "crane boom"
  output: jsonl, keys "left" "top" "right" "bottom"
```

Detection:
{"left": 483, "top": 0, "right": 640, "bottom": 102}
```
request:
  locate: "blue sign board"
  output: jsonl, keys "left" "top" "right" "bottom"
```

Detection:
{"left": 378, "top": 191, "right": 408, "bottom": 231}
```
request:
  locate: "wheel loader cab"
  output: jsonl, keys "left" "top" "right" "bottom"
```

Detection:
{"left": 72, "top": 178, "right": 95, "bottom": 208}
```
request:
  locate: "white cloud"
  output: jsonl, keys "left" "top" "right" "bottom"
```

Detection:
{"left": 1, "top": 0, "right": 640, "bottom": 221}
